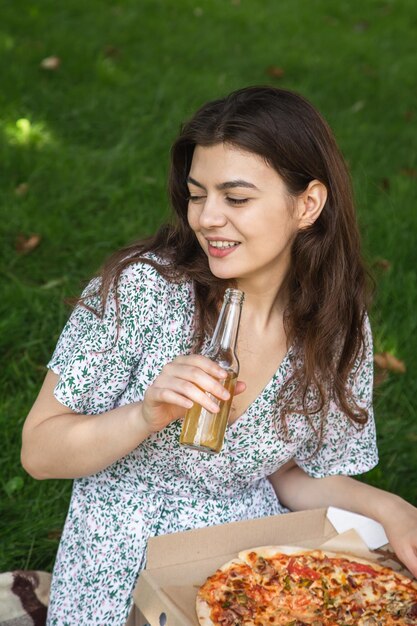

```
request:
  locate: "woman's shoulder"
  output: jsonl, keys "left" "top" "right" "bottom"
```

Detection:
{"left": 112, "top": 251, "right": 195, "bottom": 312}
{"left": 122, "top": 250, "right": 192, "bottom": 286}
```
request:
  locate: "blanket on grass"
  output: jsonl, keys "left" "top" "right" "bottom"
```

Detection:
{"left": 0, "top": 571, "right": 51, "bottom": 626}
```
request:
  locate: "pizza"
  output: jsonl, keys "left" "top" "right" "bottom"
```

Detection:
{"left": 196, "top": 545, "right": 417, "bottom": 625}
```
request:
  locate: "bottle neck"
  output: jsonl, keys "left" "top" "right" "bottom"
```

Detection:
{"left": 207, "top": 289, "right": 244, "bottom": 356}
{"left": 210, "top": 302, "right": 241, "bottom": 351}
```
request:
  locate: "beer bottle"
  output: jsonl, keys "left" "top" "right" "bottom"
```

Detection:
{"left": 180, "top": 288, "right": 245, "bottom": 454}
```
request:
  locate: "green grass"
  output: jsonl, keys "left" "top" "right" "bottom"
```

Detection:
{"left": 1, "top": 0, "right": 417, "bottom": 572}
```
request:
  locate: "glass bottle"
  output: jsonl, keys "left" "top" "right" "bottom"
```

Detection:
{"left": 179, "top": 288, "right": 245, "bottom": 454}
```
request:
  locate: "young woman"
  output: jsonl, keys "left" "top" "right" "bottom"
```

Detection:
{"left": 22, "top": 86, "right": 417, "bottom": 625}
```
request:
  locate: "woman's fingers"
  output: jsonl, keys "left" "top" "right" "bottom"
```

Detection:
{"left": 163, "top": 361, "right": 230, "bottom": 403}
{"left": 156, "top": 376, "right": 222, "bottom": 413}
{"left": 144, "top": 355, "right": 246, "bottom": 432}
{"left": 403, "top": 544, "right": 417, "bottom": 578}
{"left": 148, "top": 387, "right": 194, "bottom": 411}
{"left": 173, "top": 354, "right": 228, "bottom": 379}
{"left": 383, "top": 503, "right": 417, "bottom": 578}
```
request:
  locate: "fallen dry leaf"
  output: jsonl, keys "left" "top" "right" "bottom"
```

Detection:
{"left": 40, "top": 56, "right": 61, "bottom": 70}
{"left": 400, "top": 167, "right": 417, "bottom": 178}
{"left": 15, "top": 182, "right": 29, "bottom": 196}
{"left": 404, "top": 110, "right": 414, "bottom": 122}
{"left": 373, "top": 258, "right": 391, "bottom": 271}
{"left": 103, "top": 45, "right": 120, "bottom": 58}
{"left": 15, "top": 233, "right": 42, "bottom": 254}
{"left": 374, "top": 352, "right": 406, "bottom": 374}
{"left": 266, "top": 66, "right": 285, "bottom": 79}
{"left": 47, "top": 529, "right": 62, "bottom": 540}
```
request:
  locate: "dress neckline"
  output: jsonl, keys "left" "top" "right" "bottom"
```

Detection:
{"left": 227, "top": 344, "right": 294, "bottom": 430}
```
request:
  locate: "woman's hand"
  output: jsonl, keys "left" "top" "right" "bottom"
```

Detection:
{"left": 381, "top": 497, "right": 417, "bottom": 578}
{"left": 141, "top": 354, "right": 246, "bottom": 434}
{"left": 268, "top": 466, "right": 417, "bottom": 578}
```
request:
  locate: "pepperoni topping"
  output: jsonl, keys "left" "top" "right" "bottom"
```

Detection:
{"left": 340, "top": 560, "right": 378, "bottom": 577}
{"left": 287, "top": 557, "right": 322, "bottom": 580}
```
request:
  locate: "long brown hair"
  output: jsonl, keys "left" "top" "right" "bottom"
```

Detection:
{"left": 90, "top": 86, "right": 372, "bottom": 435}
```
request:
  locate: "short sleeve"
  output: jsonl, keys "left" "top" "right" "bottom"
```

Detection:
{"left": 294, "top": 314, "right": 379, "bottom": 478}
{"left": 47, "top": 260, "right": 165, "bottom": 414}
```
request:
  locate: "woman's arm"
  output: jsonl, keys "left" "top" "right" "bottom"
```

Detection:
{"left": 21, "top": 371, "right": 152, "bottom": 480}
{"left": 268, "top": 463, "right": 417, "bottom": 577}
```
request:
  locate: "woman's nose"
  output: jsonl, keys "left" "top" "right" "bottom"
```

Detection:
{"left": 198, "top": 196, "right": 227, "bottom": 228}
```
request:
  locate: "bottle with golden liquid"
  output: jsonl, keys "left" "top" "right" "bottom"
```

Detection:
{"left": 180, "top": 288, "right": 245, "bottom": 454}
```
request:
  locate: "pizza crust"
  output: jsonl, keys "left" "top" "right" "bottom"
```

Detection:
{"left": 238, "top": 545, "right": 417, "bottom": 591}
{"left": 239, "top": 544, "right": 387, "bottom": 565}
{"left": 238, "top": 544, "right": 306, "bottom": 561}
{"left": 218, "top": 557, "right": 246, "bottom": 573}
{"left": 196, "top": 558, "right": 250, "bottom": 626}
{"left": 240, "top": 545, "right": 405, "bottom": 571}
{"left": 195, "top": 593, "right": 215, "bottom": 626}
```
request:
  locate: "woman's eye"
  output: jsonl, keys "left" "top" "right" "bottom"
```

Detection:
{"left": 187, "top": 194, "right": 249, "bottom": 205}
{"left": 227, "top": 197, "right": 249, "bottom": 205}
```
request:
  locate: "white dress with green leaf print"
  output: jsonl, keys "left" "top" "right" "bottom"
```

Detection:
{"left": 46, "top": 253, "right": 378, "bottom": 626}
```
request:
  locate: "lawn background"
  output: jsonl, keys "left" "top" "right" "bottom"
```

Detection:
{"left": 1, "top": 0, "right": 416, "bottom": 572}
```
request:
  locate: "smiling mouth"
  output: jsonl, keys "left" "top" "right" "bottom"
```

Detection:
{"left": 206, "top": 240, "right": 241, "bottom": 258}
{"left": 208, "top": 241, "right": 240, "bottom": 249}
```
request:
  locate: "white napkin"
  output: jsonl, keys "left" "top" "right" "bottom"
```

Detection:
{"left": 326, "top": 507, "right": 388, "bottom": 549}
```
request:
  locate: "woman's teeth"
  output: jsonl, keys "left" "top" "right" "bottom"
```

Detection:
{"left": 209, "top": 241, "right": 240, "bottom": 249}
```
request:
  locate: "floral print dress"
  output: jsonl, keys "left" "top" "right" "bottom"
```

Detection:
{"left": 46, "top": 255, "right": 378, "bottom": 626}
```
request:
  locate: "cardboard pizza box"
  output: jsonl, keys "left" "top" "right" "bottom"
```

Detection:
{"left": 131, "top": 507, "right": 399, "bottom": 626}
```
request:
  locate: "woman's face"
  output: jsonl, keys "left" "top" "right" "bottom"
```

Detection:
{"left": 187, "top": 143, "right": 302, "bottom": 290}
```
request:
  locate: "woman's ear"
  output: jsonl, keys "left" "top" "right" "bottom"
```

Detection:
{"left": 296, "top": 180, "right": 327, "bottom": 229}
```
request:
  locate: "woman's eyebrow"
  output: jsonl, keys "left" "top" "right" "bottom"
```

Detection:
{"left": 186, "top": 176, "right": 206, "bottom": 189}
{"left": 186, "top": 176, "right": 259, "bottom": 191}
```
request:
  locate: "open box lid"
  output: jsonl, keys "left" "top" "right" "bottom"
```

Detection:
{"left": 145, "top": 507, "right": 334, "bottom": 570}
